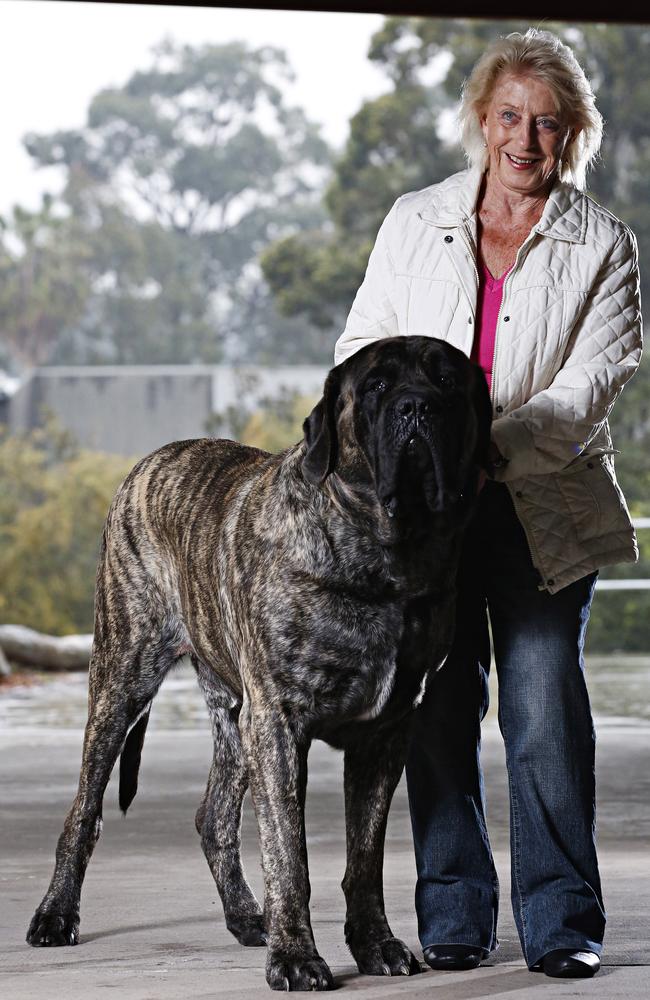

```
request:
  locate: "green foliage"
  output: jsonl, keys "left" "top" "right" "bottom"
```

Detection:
{"left": 0, "top": 424, "right": 133, "bottom": 634}
{"left": 368, "top": 17, "right": 534, "bottom": 93}
{"left": 587, "top": 517, "right": 650, "bottom": 653}
{"left": 240, "top": 391, "right": 318, "bottom": 453}
{"left": 206, "top": 380, "right": 318, "bottom": 453}
{"left": 608, "top": 363, "right": 650, "bottom": 511}
{"left": 71, "top": 204, "right": 222, "bottom": 364}
{"left": 262, "top": 67, "right": 463, "bottom": 330}
{"left": 261, "top": 233, "right": 373, "bottom": 331}
{"left": 325, "top": 86, "right": 462, "bottom": 237}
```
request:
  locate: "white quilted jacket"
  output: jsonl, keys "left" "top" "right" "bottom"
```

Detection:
{"left": 334, "top": 168, "right": 643, "bottom": 593}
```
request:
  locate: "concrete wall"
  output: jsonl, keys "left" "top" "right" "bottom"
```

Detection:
{"left": 7, "top": 364, "right": 329, "bottom": 457}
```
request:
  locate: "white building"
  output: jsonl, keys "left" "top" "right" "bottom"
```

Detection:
{"left": 6, "top": 364, "right": 329, "bottom": 457}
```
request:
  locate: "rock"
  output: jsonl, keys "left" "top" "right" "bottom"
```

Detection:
{"left": 0, "top": 643, "right": 10, "bottom": 677}
{"left": 0, "top": 625, "right": 93, "bottom": 671}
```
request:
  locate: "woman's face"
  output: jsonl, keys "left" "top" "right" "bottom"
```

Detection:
{"left": 480, "top": 73, "right": 573, "bottom": 198}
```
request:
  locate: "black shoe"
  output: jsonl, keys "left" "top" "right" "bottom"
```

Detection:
{"left": 541, "top": 949, "right": 601, "bottom": 978}
{"left": 423, "top": 944, "right": 483, "bottom": 971}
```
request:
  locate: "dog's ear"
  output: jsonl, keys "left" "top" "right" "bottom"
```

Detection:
{"left": 302, "top": 369, "right": 341, "bottom": 485}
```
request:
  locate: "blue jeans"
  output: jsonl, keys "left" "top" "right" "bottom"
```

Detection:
{"left": 406, "top": 480, "right": 604, "bottom": 968}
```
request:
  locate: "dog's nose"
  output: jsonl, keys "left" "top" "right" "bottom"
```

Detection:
{"left": 396, "top": 392, "right": 432, "bottom": 421}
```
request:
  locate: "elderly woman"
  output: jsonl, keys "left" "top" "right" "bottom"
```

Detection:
{"left": 334, "top": 29, "right": 642, "bottom": 980}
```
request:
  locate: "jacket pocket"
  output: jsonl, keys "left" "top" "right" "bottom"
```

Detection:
{"left": 404, "top": 278, "right": 460, "bottom": 339}
{"left": 555, "top": 454, "right": 628, "bottom": 543}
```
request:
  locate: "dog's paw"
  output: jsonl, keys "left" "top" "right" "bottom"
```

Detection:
{"left": 266, "top": 950, "right": 334, "bottom": 991}
{"left": 26, "top": 909, "right": 79, "bottom": 947}
{"left": 226, "top": 912, "right": 267, "bottom": 947}
{"left": 352, "top": 936, "right": 422, "bottom": 976}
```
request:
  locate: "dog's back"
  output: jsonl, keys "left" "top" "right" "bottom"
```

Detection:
{"left": 91, "top": 436, "right": 277, "bottom": 690}
{"left": 92, "top": 437, "right": 274, "bottom": 813}
{"left": 104, "top": 437, "right": 270, "bottom": 566}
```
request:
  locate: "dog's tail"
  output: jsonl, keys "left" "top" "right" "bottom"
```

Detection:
{"left": 119, "top": 706, "right": 151, "bottom": 815}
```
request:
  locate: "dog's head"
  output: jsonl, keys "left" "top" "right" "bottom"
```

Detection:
{"left": 302, "top": 336, "right": 492, "bottom": 527}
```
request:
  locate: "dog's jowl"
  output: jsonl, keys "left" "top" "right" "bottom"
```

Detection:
{"left": 26, "top": 336, "right": 492, "bottom": 991}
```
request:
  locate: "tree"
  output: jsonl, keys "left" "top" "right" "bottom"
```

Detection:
{"left": 262, "top": 74, "right": 463, "bottom": 333}
{"left": 1, "top": 39, "right": 331, "bottom": 369}
{"left": 0, "top": 197, "right": 91, "bottom": 368}
{"left": 27, "top": 41, "right": 327, "bottom": 236}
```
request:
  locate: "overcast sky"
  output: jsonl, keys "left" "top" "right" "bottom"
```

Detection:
{"left": 1, "top": 1, "right": 387, "bottom": 216}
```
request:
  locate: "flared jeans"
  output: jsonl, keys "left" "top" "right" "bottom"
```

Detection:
{"left": 406, "top": 480, "right": 604, "bottom": 968}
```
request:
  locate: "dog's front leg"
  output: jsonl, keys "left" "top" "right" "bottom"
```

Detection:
{"left": 342, "top": 728, "right": 421, "bottom": 977}
{"left": 240, "top": 701, "right": 334, "bottom": 992}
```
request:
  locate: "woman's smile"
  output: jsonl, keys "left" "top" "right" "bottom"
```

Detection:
{"left": 505, "top": 152, "right": 541, "bottom": 168}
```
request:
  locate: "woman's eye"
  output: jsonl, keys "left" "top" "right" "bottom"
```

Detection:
{"left": 538, "top": 118, "right": 559, "bottom": 130}
{"left": 501, "top": 111, "right": 516, "bottom": 122}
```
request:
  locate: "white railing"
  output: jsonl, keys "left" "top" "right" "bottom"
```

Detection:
{"left": 596, "top": 518, "right": 650, "bottom": 590}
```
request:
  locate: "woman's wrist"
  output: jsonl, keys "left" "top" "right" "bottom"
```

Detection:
{"left": 488, "top": 441, "right": 508, "bottom": 471}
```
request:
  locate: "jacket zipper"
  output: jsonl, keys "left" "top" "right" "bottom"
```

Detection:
{"left": 490, "top": 227, "right": 538, "bottom": 412}
{"left": 430, "top": 217, "right": 548, "bottom": 578}
{"left": 489, "top": 226, "right": 548, "bottom": 589}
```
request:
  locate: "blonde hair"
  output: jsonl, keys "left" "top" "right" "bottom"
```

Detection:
{"left": 458, "top": 28, "right": 603, "bottom": 190}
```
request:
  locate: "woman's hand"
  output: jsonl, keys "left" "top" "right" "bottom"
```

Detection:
{"left": 477, "top": 442, "right": 506, "bottom": 493}
{"left": 488, "top": 441, "right": 505, "bottom": 467}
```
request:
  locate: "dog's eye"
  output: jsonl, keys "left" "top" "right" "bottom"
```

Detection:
{"left": 365, "top": 378, "right": 387, "bottom": 394}
{"left": 437, "top": 374, "right": 457, "bottom": 391}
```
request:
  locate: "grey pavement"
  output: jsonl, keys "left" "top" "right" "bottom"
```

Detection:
{"left": 1, "top": 664, "right": 649, "bottom": 999}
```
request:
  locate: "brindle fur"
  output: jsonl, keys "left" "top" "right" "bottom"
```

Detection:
{"left": 27, "top": 336, "right": 491, "bottom": 991}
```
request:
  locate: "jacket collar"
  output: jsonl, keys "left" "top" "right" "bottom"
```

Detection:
{"left": 419, "top": 168, "right": 587, "bottom": 244}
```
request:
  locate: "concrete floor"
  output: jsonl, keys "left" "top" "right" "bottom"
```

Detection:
{"left": 1, "top": 667, "right": 649, "bottom": 999}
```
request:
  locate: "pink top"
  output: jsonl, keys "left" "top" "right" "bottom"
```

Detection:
{"left": 470, "top": 263, "right": 511, "bottom": 393}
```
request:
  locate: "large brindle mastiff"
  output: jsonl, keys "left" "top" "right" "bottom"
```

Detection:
{"left": 27, "top": 336, "right": 491, "bottom": 990}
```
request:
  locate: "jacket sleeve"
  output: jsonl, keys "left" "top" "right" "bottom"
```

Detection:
{"left": 491, "top": 226, "right": 643, "bottom": 481}
{"left": 334, "top": 200, "right": 401, "bottom": 365}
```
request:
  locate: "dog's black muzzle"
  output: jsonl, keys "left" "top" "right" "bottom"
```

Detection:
{"left": 375, "top": 387, "right": 458, "bottom": 517}
{"left": 394, "top": 388, "right": 437, "bottom": 429}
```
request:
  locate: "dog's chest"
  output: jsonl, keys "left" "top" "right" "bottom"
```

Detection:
{"left": 353, "top": 651, "right": 397, "bottom": 721}
{"left": 268, "top": 588, "right": 449, "bottom": 729}
{"left": 353, "top": 593, "right": 453, "bottom": 725}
